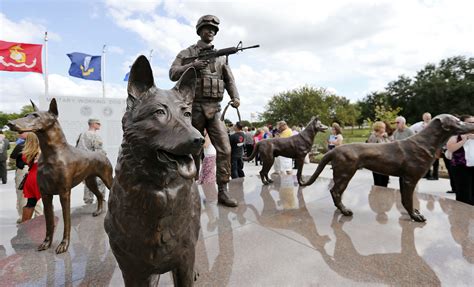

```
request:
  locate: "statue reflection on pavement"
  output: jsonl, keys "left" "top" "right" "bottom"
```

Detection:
{"left": 324, "top": 212, "right": 440, "bottom": 285}
{"left": 0, "top": 206, "right": 117, "bottom": 286}
{"left": 248, "top": 174, "right": 331, "bottom": 251}
{"left": 70, "top": 205, "right": 116, "bottom": 285}
{"left": 246, "top": 174, "right": 440, "bottom": 285}
{"left": 196, "top": 178, "right": 248, "bottom": 285}
{"left": 439, "top": 197, "right": 474, "bottom": 264}
{"left": 2, "top": 216, "right": 54, "bottom": 285}
{"left": 368, "top": 185, "right": 396, "bottom": 224}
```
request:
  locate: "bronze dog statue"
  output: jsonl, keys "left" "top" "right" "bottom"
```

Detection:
{"left": 244, "top": 117, "right": 327, "bottom": 184}
{"left": 299, "top": 114, "right": 474, "bottom": 222}
{"left": 104, "top": 56, "right": 204, "bottom": 286}
{"left": 7, "top": 99, "right": 113, "bottom": 253}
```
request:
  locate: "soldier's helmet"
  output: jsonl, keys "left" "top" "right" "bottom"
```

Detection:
{"left": 196, "top": 15, "right": 220, "bottom": 35}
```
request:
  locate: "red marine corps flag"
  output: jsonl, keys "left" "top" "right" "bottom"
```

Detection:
{"left": 0, "top": 40, "right": 43, "bottom": 73}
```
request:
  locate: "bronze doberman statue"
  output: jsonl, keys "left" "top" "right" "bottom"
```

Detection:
{"left": 104, "top": 56, "right": 204, "bottom": 286}
{"left": 8, "top": 99, "right": 113, "bottom": 253}
{"left": 244, "top": 117, "right": 327, "bottom": 184}
{"left": 299, "top": 114, "right": 474, "bottom": 222}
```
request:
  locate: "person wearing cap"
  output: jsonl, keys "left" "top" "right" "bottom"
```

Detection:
{"left": 76, "top": 118, "right": 106, "bottom": 204}
{"left": 169, "top": 15, "right": 240, "bottom": 207}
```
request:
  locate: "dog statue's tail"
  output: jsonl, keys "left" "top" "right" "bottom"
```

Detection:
{"left": 243, "top": 142, "right": 260, "bottom": 161}
{"left": 298, "top": 150, "right": 334, "bottom": 186}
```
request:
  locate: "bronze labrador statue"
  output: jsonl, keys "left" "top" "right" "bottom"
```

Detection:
{"left": 244, "top": 117, "right": 327, "bottom": 185}
{"left": 7, "top": 99, "right": 113, "bottom": 253}
{"left": 104, "top": 56, "right": 204, "bottom": 286}
{"left": 299, "top": 114, "right": 474, "bottom": 222}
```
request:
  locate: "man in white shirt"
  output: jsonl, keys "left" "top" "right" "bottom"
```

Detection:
{"left": 410, "top": 112, "right": 431, "bottom": 134}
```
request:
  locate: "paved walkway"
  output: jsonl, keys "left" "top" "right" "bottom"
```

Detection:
{"left": 0, "top": 162, "right": 471, "bottom": 286}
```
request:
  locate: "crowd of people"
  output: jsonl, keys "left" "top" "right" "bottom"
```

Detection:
{"left": 362, "top": 112, "right": 474, "bottom": 206}
{"left": 199, "top": 111, "right": 473, "bottom": 207}
{"left": 3, "top": 110, "right": 473, "bottom": 227}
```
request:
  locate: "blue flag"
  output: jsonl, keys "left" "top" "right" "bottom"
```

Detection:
{"left": 67, "top": 52, "right": 102, "bottom": 81}
{"left": 123, "top": 65, "right": 131, "bottom": 81}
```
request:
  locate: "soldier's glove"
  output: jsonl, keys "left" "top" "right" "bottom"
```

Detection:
{"left": 231, "top": 98, "right": 240, "bottom": 108}
{"left": 192, "top": 59, "right": 208, "bottom": 70}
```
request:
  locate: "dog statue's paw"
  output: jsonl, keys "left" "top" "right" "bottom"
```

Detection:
{"left": 55, "top": 240, "right": 70, "bottom": 254}
{"left": 410, "top": 210, "right": 426, "bottom": 222}
{"left": 341, "top": 208, "right": 353, "bottom": 216}
{"left": 92, "top": 207, "right": 104, "bottom": 217}
{"left": 37, "top": 238, "right": 52, "bottom": 251}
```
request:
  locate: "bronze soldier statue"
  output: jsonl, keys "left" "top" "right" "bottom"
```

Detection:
{"left": 170, "top": 15, "right": 240, "bottom": 207}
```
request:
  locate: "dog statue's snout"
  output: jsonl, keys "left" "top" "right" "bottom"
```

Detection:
{"left": 6, "top": 121, "right": 17, "bottom": 131}
{"left": 194, "top": 137, "right": 205, "bottom": 147}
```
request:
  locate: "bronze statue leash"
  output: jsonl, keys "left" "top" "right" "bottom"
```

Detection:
{"left": 220, "top": 100, "right": 241, "bottom": 122}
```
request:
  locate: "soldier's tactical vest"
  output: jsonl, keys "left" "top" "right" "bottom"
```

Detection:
{"left": 195, "top": 61, "right": 225, "bottom": 101}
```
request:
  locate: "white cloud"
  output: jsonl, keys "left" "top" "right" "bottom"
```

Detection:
{"left": 107, "top": 45, "right": 124, "bottom": 55}
{"left": 102, "top": 0, "right": 474, "bottom": 118}
{"left": 105, "top": 0, "right": 163, "bottom": 15}
{"left": 0, "top": 13, "right": 60, "bottom": 43}
{"left": 2, "top": 0, "right": 473, "bottom": 119}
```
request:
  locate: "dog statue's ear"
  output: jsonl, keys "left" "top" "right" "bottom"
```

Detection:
{"left": 30, "top": 100, "right": 39, "bottom": 112}
{"left": 48, "top": 98, "right": 58, "bottom": 116}
{"left": 127, "top": 55, "right": 154, "bottom": 98}
{"left": 174, "top": 67, "right": 196, "bottom": 102}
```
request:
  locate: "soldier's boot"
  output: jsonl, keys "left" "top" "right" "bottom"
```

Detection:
{"left": 217, "top": 184, "right": 238, "bottom": 207}
{"left": 21, "top": 207, "right": 34, "bottom": 223}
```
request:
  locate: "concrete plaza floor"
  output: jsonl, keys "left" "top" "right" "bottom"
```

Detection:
{"left": 0, "top": 162, "right": 472, "bottom": 286}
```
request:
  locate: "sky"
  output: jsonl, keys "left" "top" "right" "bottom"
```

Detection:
{"left": 1, "top": 0, "right": 473, "bottom": 122}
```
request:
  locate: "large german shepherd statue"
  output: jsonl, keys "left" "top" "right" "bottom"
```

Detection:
{"left": 7, "top": 99, "right": 113, "bottom": 254}
{"left": 244, "top": 117, "right": 327, "bottom": 185}
{"left": 104, "top": 56, "right": 204, "bottom": 286}
{"left": 299, "top": 114, "right": 474, "bottom": 222}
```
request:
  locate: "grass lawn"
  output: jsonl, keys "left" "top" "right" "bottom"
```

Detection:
{"left": 310, "top": 127, "right": 371, "bottom": 162}
{"left": 313, "top": 127, "right": 371, "bottom": 151}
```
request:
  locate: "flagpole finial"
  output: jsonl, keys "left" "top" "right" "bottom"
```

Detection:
{"left": 44, "top": 31, "right": 48, "bottom": 41}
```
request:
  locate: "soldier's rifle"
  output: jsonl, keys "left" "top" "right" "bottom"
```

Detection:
{"left": 184, "top": 41, "right": 260, "bottom": 66}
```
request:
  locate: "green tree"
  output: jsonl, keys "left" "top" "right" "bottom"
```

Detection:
{"left": 366, "top": 104, "right": 402, "bottom": 127}
{"left": 409, "top": 56, "right": 474, "bottom": 122}
{"left": 385, "top": 75, "right": 415, "bottom": 118}
{"left": 360, "top": 56, "right": 473, "bottom": 124}
{"left": 357, "top": 91, "right": 389, "bottom": 123}
{"left": 336, "top": 103, "right": 360, "bottom": 129}
{"left": 20, "top": 105, "right": 35, "bottom": 115}
{"left": 238, "top": 120, "right": 251, "bottom": 127}
{"left": 261, "top": 86, "right": 356, "bottom": 127}
{"left": 0, "top": 105, "right": 35, "bottom": 136}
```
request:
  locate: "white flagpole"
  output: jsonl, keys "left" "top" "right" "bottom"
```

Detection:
{"left": 44, "top": 31, "right": 49, "bottom": 97}
{"left": 102, "top": 44, "right": 106, "bottom": 98}
{"left": 149, "top": 49, "right": 154, "bottom": 65}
